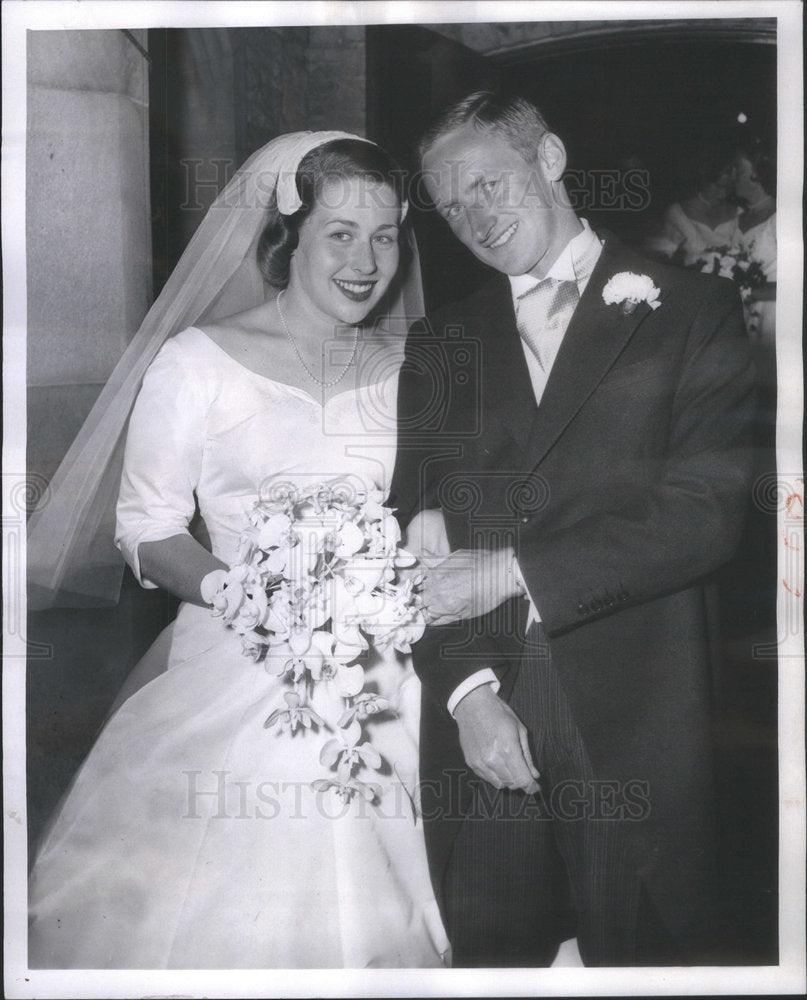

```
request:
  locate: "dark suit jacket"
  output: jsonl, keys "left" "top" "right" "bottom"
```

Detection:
{"left": 389, "top": 234, "right": 757, "bottom": 954}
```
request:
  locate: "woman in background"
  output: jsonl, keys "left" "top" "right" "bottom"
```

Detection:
{"left": 646, "top": 144, "right": 740, "bottom": 263}
{"left": 734, "top": 137, "right": 777, "bottom": 346}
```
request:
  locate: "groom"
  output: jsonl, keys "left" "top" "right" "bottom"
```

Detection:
{"left": 390, "top": 93, "right": 757, "bottom": 966}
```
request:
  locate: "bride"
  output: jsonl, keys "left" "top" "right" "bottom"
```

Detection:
{"left": 27, "top": 132, "right": 450, "bottom": 969}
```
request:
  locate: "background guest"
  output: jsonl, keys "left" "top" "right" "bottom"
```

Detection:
{"left": 734, "top": 136, "right": 777, "bottom": 346}
{"left": 645, "top": 143, "right": 740, "bottom": 263}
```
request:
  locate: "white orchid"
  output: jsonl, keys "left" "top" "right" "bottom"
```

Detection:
{"left": 341, "top": 556, "right": 394, "bottom": 596}
{"left": 240, "top": 629, "right": 268, "bottom": 661}
{"left": 264, "top": 626, "right": 334, "bottom": 682}
{"left": 311, "top": 776, "right": 379, "bottom": 804}
{"left": 264, "top": 690, "right": 325, "bottom": 734}
{"left": 257, "top": 512, "right": 293, "bottom": 549}
{"left": 357, "top": 486, "right": 388, "bottom": 523}
{"left": 201, "top": 565, "right": 268, "bottom": 632}
{"left": 333, "top": 520, "right": 365, "bottom": 558}
{"left": 320, "top": 720, "right": 383, "bottom": 783}
{"left": 306, "top": 632, "right": 366, "bottom": 697}
{"left": 338, "top": 693, "right": 392, "bottom": 728}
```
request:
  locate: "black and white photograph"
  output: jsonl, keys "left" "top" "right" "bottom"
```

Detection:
{"left": 2, "top": 1, "right": 804, "bottom": 996}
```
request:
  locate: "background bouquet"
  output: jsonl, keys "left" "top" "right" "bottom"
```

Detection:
{"left": 689, "top": 244, "right": 767, "bottom": 301}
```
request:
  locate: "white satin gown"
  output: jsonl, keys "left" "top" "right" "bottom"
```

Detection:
{"left": 738, "top": 210, "right": 776, "bottom": 342}
{"left": 28, "top": 328, "right": 449, "bottom": 969}
{"left": 646, "top": 201, "right": 741, "bottom": 263}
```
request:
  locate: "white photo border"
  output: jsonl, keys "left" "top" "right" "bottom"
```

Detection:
{"left": 3, "top": 2, "right": 804, "bottom": 997}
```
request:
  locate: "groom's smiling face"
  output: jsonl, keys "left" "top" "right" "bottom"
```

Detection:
{"left": 421, "top": 123, "right": 580, "bottom": 280}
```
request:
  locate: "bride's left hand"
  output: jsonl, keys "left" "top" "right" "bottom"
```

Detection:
{"left": 418, "top": 546, "right": 524, "bottom": 625}
{"left": 402, "top": 508, "right": 451, "bottom": 560}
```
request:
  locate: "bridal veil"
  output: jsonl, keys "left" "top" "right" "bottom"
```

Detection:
{"left": 27, "top": 130, "right": 424, "bottom": 609}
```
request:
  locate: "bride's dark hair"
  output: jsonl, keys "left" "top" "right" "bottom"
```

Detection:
{"left": 257, "top": 138, "right": 406, "bottom": 289}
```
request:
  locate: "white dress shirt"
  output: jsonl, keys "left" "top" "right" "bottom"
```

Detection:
{"left": 447, "top": 220, "right": 604, "bottom": 716}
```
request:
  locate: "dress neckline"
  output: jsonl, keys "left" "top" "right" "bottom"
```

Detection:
{"left": 185, "top": 326, "right": 392, "bottom": 408}
{"left": 739, "top": 209, "right": 776, "bottom": 239}
{"left": 672, "top": 202, "right": 740, "bottom": 238}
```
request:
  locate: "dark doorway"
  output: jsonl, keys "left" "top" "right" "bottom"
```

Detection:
{"left": 366, "top": 25, "right": 501, "bottom": 310}
{"left": 504, "top": 34, "right": 776, "bottom": 250}
{"left": 367, "top": 23, "right": 776, "bottom": 310}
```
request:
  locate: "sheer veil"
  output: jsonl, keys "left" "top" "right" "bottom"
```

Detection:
{"left": 27, "top": 131, "right": 424, "bottom": 610}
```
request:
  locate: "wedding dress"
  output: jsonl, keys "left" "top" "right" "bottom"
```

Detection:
{"left": 647, "top": 201, "right": 741, "bottom": 263}
{"left": 28, "top": 327, "right": 449, "bottom": 969}
{"left": 738, "top": 211, "right": 776, "bottom": 341}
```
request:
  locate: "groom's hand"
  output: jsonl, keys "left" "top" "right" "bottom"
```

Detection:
{"left": 419, "top": 547, "right": 524, "bottom": 625}
{"left": 453, "top": 685, "right": 540, "bottom": 793}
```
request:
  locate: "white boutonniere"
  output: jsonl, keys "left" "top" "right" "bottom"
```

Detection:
{"left": 602, "top": 272, "right": 662, "bottom": 315}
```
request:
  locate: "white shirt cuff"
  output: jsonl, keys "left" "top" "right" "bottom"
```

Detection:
{"left": 513, "top": 558, "right": 541, "bottom": 627}
{"left": 448, "top": 669, "right": 500, "bottom": 717}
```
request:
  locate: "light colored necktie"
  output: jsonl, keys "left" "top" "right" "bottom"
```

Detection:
{"left": 515, "top": 277, "right": 580, "bottom": 371}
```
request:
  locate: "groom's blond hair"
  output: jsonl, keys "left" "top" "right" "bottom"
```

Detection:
{"left": 417, "top": 92, "right": 551, "bottom": 164}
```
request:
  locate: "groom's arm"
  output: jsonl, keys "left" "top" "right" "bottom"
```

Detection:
{"left": 518, "top": 279, "right": 755, "bottom": 635}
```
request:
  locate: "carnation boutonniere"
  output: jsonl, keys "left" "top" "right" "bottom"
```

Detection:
{"left": 602, "top": 272, "right": 662, "bottom": 315}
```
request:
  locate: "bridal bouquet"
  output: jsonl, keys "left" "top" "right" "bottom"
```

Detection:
{"left": 201, "top": 481, "right": 426, "bottom": 803}
{"left": 690, "top": 245, "right": 767, "bottom": 301}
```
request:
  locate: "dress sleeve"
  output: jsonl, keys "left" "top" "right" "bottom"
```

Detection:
{"left": 645, "top": 204, "right": 686, "bottom": 258}
{"left": 115, "top": 337, "right": 207, "bottom": 588}
{"left": 758, "top": 214, "right": 777, "bottom": 280}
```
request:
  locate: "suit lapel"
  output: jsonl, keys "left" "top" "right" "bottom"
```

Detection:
{"left": 519, "top": 237, "right": 657, "bottom": 471}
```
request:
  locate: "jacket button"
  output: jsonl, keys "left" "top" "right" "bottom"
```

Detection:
{"left": 577, "top": 603, "right": 589, "bottom": 615}
{"left": 591, "top": 599, "right": 603, "bottom": 612}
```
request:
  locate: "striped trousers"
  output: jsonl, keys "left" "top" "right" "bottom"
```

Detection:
{"left": 443, "top": 624, "right": 672, "bottom": 967}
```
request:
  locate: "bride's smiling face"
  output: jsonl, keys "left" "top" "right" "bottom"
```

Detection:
{"left": 288, "top": 175, "right": 401, "bottom": 326}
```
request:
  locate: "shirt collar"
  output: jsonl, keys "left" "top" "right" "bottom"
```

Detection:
{"left": 509, "top": 218, "right": 601, "bottom": 299}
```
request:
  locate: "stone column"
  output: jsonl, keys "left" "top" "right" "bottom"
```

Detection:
{"left": 26, "top": 29, "right": 151, "bottom": 485}
{"left": 25, "top": 29, "right": 159, "bottom": 849}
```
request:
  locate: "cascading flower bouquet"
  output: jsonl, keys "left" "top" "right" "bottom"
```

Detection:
{"left": 690, "top": 245, "right": 767, "bottom": 302}
{"left": 200, "top": 480, "right": 426, "bottom": 803}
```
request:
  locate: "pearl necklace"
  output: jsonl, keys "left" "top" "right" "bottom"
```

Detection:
{"left": 276, "top": 291, "right": 360, "bottom": 388}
